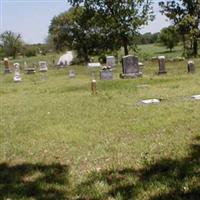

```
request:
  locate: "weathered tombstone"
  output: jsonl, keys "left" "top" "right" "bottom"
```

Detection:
{"left": 69, "top": 69, "right": 76, "bottom": 78}
{"left": 39, "top": 61, "right": 48, "bottom": 72}
{"left": 24, "top": 62, "right": 36, "bottom": 74}
{"left": 120, "top": 55, "right": 142, "bottom": 78}
{"left": 100, "top": 69, "right": 113, "bottom": 80}
{"left": 158, "top": 56, "right": 167, "bottom": 74}
{"left": 88, "top": 62, "right": 101, "bottom": 68}
{"left": 13, "top": 63, "right": 21, "bottom": 82}
{"left": 106, "top": 56, "right": 115, "bottom": 68}
{"left": 187, "top": 60, "right": 195, "bottom": 73}
{"left": 4, "top": 58, "right": 11, "bottom": 74}
{"left": 141, "top": 99, "right": 160, "bottom": 105}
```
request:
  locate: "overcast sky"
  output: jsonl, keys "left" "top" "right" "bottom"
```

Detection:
{"left": 0, "top": 0, "right": 171, "bottom": 44}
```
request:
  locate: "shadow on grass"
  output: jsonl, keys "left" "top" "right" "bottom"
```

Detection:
{"left": 77, "top": 136, "right": 200, "bottom": 200}
{"left": 0, "top": 163, "right": 71, "bottom": 200}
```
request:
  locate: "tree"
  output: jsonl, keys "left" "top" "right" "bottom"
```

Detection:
{"left": 159, "top": 26, "right": 179, "bottom": 51}
{"left": 159, "top": 0, "right": 200, "bottom": 57}
{"left": 0, "top": 31, "right": 23, "bottom": 58}
{"left": 49, "top": 7, "right": 114, "bottom": 62}
{"left": 67, "top": 0, "right": 154, "bottom": 55}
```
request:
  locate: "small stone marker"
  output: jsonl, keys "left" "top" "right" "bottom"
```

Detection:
{"left": 69, "top": 69, "right": 76, "bottom": 78}
{"left": 158, "top": 56, "right": 167, "bottom": 74}
{"left": 3, "top": 58, "right": 11, "bottom": 74}
{"left": 88, "top": 62, "right": 101, "bottom": 68}
{"left": 187, "top": 60, "right": 195, "bottom": 73}
{"left": 141, "top": 99, "right": 160, "bottom": 104}
{"left": 13, "top": 63, "right": 21, "bottom": 82}
{"left": 191, "top": 95, "right": 200, "bottom": 100}
{"left": 91, "top": 79, "right": 97, "bottom": 94}
{"left": 39, "top": 61, "right": 48, "bottom": 72}
{"left": 120, "top": 55, "right": 142, "bottom": 78}
{"left": 106, "top": 56, "right": 115, "bottom": 68}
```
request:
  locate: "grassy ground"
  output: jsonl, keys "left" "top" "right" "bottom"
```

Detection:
{"left": 0, "top": 48, "right": 200, "bottom": 199}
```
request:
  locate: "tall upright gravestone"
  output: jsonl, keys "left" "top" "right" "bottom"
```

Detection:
{"left": 120, "top": 55, "right": 142, "bottom": 78}
{"left": 158, "top": 56, "right": 167, "bottom": 74}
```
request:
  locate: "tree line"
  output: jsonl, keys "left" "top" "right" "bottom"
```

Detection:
{"left": 1, "top": 0, "right": 199, "bottom": 60}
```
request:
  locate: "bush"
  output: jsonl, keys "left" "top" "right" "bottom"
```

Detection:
{"left": 24, "top": 47, "right": 37, "bottom": 57}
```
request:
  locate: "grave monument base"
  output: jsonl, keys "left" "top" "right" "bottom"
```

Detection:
{"left": 120, "top": 72, "right": 142, "bottom": 79}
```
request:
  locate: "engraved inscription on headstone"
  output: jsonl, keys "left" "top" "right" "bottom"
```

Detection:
{"left": 120, "top": 55, "right": 142, "bottom": 78}
{"left": 158, "top": 56, "right": 167, "bottom": 74}
{"left": 100, "top": 69, "right": 113, "bottom": 80}
{"left": 106, "top": 56, "right": 115, "bottom": 68}
{"left": 188, "top": 60, "right": 195, "bottom": 73}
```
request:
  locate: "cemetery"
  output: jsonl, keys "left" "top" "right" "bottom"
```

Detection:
{"left": 1, "top": 51, "right": 200, "bottom": 199}
{"left": 1, "top": 0, "right": 200, "bottom": 199}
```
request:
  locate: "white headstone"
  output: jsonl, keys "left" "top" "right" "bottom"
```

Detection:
{"left": 57, "top": 51, "right": 73, "bottom": 67}
{"left": 88, "top": 62, "right": 101, "bottom": 68}
{"left": 13, "top": 63, "right": 21, "bottom": 82}
{"left": 39, "top": 61, "right": 48, "bottom": 72}
{"left": 141, "top": 99, "right": 160, "bottom": 104}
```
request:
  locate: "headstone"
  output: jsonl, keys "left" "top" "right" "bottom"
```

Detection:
{"left": 39, "top": 61, "right": 48, "bottom": 72}
{"left": 188, "top": 60, "right": 195, "bottom": 73}
{"left": 106, "top": 56, "right": 115, "bottom": 68}
{"left": 57, "top": 51, "right": 73, "bottom": 67}
{"left": 69, "top": 69, "right": 76, "bottom": 78}
{"left": 120, "top": 55, "right": 142, "bottom": 78}
{"left": 158, "top": 56, "right": 167, "bottom": 74}
{"left": 13, "top": 63, "right": 21, "bottom": 82}
{"left": 191, "top": 95, "right": 200, "bottom": 100}
{"left": 4, "top": 58, "right": 11, "bottom": 74}
{"left": 88, "top": 62, "right": 101, "bottom": 68}
{"left": 141, "top": 99, "right": 160, "bottom": 104}
{"left": 100, "top": 69, "right": 113, "bottom": 80}
{"left": 24, "top": 62, "right": 36, "bottom": 74}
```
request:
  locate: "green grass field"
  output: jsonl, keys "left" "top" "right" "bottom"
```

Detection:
{"left": 0, "top": 46, "right": 200, "bottom": 199}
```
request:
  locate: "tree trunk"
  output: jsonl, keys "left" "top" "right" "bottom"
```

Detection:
{"left": 182, "top": 34, "right": 186, "bottom": 56}
{"left": 193, "top": 37, "right": 198, "bottom": 57}
{"left": 123, "top": 43, "right": 129, "bottom": 55}
{"left": 123, "top": 37, "right": 129, "bottom": 55}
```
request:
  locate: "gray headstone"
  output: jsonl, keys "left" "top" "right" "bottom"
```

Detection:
{"left": 120, "top": 55, "right": 142, "bottom": 78}
{"left": 158, "top": 56, "right": 167, "bottom": 74}
{"left": 13, "top": 63, "right": 21, "bottom": 82}
{"left": 106, "top": 56, "right": 115, "bottom": 68}
{"left": 100, "top": 69, "right": 113, "bottom": 80}
{"left": 188, "top": 60, "right": 195, "bottom": 73}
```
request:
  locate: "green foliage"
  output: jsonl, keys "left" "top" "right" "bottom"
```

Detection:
{"left": 23, "top": 46, "right": 37, "bottom": 57}
{"left": 0, "top": 31, "right": 23, "bottom": 59}
{"left": 159, "top": 26, "right": 180, "bottom": 51}
{"left": 67, "top": 0, "right": 154, "bottom": 56}
{"left": 137, "top": 32, "right": 160, "bottom": 45}
{"left": 159, "top": 0, "right": 200, "bottom": 57}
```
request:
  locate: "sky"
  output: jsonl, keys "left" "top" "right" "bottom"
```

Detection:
{"left": 0, "top": 0, "right": 171, "bottom": 44}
